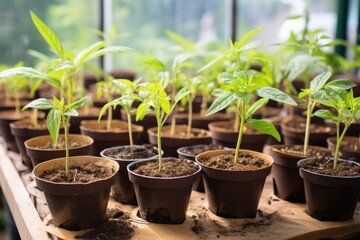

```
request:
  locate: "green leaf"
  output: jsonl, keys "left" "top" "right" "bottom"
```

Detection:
{"left": 30, "top": 11, "right": 63, "bottom": 58}
{"left": 160, "top": 98, "right": 171, "bottom": 114}
{"left": 46, "top": 60, "right": 74, "bottom": 73}
{"left": 287, "top": 14, "right": 303, "bottom": 20}
{"left": 218, "top": 72, "right": 233, "bottom": 83}
{"left": 298, "top": 89, "right": 311, "bottom": 99}
{"left": 86, "top": 46, "right": 133, "bottom": 62}
{"left": 98, "top": 101, "right": 116, "bottom": 121}
{"left": 206, "top": 92, "right": 238, "bottom": 116}
{"left": 47, "top": 108, "right": 61, "bottom": 145}
{"left": 238, "top": 40, "right": 263, "bottom": 52}
{"left": 66, "top": 96, "right": 87, "bottom": 111}
{"left": 74, "top": 41, "right": 109, "bottom": 67}
{"left": 166, "top": 30, "right": 195, "bottom": 51}
{"left": 175, "top": 86, "right": 190, "bottom": 102}
{"left": 314, "top": 109, "right": 337, "bottom": 121}
{"left": 245, "top": 98, "right": 269, "bottom": 120}
{"left": 64, "top": 109, "right": 78, "bottom": 116}
{"left": 248, "top": 119, "right": 281, "bottom": 142}
{"left": 22, "top": 98, "right": 53, "bottom": 111}
{"left": 142, "top": 58, "right": 166, "bottom": 71}
{"left": 237, "top": 28, "right": 265, "bottom": 47}
{"left": 256, "top": 87, "right": 297, "bottom": 106}
{"left": 0, "top": 67, "right": 61, "bottom": 89}
{"left": 310, "top": 71, "right": 331, "bottom": 92}
{"left": 355, "top": 109, "right": 360, "bottom": 120}
{"left": 197, "top": 54, "right": 225, "bottom": 73}
{"left": 136, "top": 103, "right": 150, "bottom": 121}
{"left": 325, "top": 79, "right": 356, "bottom": 90}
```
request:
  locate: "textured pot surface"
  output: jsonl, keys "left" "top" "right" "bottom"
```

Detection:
{"left": 33, "top": 156, "right": 119, "bottom": 230}
{"left": 196, "top": 149, "right": 273, "bottom": 218}
{"left": 127, "top": 158, "right": 201, "bottom": 224}
{"left": 298, "top": 158, "right": 360, "bottom": 221}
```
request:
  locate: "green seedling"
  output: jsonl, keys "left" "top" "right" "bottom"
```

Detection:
{"left": 298, "top": 71, "right": 356, "bottom": 156}
{"left": 206, "top": 70, "right": 297, "bottom": 164}
{"left": 314, "top": 89, "right": 360, "bottom": 169}
{"left": 23, "top": 96, "right": 87, "bottom": 177}
{"left": 135, "top": 77, "right": 190, "bottom": 171}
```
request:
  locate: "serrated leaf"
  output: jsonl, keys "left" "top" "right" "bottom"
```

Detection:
{"left": 206, "top": 92, "right": 238, "bottom": 116}
{"left": 310, "top": 71, "right": 331, "bottom": 91}
{"left": 47, "top": 108, "right": 61, "bottom": 145}
{"left": 248, "top": 119, "right": 280, "bottom": 142}
{"left": 136, "top": 103, "right": 150, "bottom": 121}
{"left": 30, "top": 11, "right": 63, "bottom": 58}
{"left": 175, "top": 86, "right": 190, "bottom": 102}
{"left": 256, "top": 87, "right": 297, "bottom": 106}
{"left": 245, "top": 98, "right": 269, "bottom": 120}
{"left": 22, "top": 98, "right": 53, "bottom": 111}
{"left": 74, "top": 41, "right": 109, "bottom": 67}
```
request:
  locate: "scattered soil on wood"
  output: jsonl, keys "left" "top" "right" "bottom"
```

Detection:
{"left": 131, "top": 158, "right": 199, "bottom": 177}
{"left": 271, "top": 145, "right": 332, "bottom": 159}
{"left": 41, "top": 163, "right": 113, "bottom": 183}
{"left": 179, "top": 144, "right": 225, "bottom": 156}
{"left": 35, "top": 138, "right": 86, "bottom": 150}
{"left": 197, "top": 153, "right": 270, "bottom": 171}
{"left": 103, "top": 145, "right": 157, "bottom": 160}
{"left": 190, "top": 209, "right": 278, "bottom": 239}
{"left": 298, "top": 158, "right": 360, "bottom": 176}
{"left": 161, "top": 128, "right": 210, "bottom": 138}
{"left": 75, "top": 209, "right": 135, "bottom": 240}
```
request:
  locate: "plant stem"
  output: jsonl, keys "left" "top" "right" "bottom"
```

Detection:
{"left": 33, "top": 109, "right": 38, "bottom": 128}
{"left": 303, "top": 98, "right": 314, "bottom": 156}
{"left": 15, "top": 91, "right": 20, "bottom": 115}
{"left": 170, "top": 107, "right": 176, "bottom": 137}
{"left": 63, "top": 117, "right": 70, "bottom": 178}
{"left": 106, "top": 106, "right": 112, "bottom": 131}
{"left": 157, "top": 116, "right": 163, "bottom": 171}
{"left": 234, "top": 116, "right": 244, "bottom": 164}
{"left": 200, "top": 93, "right": 207, "bottom": 116}
{"left": 127, "top": 112, "right": 133, "bottom": 146}
{"left": 334, "top": 122, "right": 350, "bottom": 169}
{"left": 187, "top": 93, "right": 193, "bottom": 138}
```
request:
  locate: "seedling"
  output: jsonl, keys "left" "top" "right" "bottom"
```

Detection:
{"left": 23, "top": 96, "right": 87, "bottom": 177}
{"left": 135, "top": 76, "right": 190, "bottom": 171}
{"left": 206, "top": 70, "right": 297, "bottom": 164}
{"left": 98, "top": 78, "right": 140, "bottom": 146}
{"left": 314, "top": 89, "right": 360, "bottom": 169}
{"left": 298, "top": 71, "right": 356, "bottom": 156}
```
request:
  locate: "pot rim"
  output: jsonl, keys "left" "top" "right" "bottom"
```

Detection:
{"left": 127, "top": 157, "right": 201, "bottom": 180}
{"left": 147, "top": 125, "right": 211, "bottom": 139}
{"left": 195, "top": 149, "right": 274, "bottom": 172}
{"left": 177, "top": 144, "right": 227, "bottom": 158}
{"left": 267, "top": 144, "right": 329, "bottom": 158}
{"left": 297, "top": 157, "right": 360, "bottom": 179}
{"left": 80, "top": 119, "right": 143, "bottom": 132}
{"left": 32, "top": 155, "right": 119, "bottom": 186}
{"left": 100, "top": 145, "right": 162, "bottom": 161}
{"left": 25, "top": 134, "right": 94, "bottom": 151}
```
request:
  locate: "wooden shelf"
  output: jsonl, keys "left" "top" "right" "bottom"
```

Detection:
{"left": 1, "top": 141, "right": 360, "bottom": 240}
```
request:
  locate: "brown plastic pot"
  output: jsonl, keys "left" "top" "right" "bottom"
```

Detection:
{"left": 173, "top": 112, "right": 232, "bottom": 130}
{"left": 298, "top": 158, "right": 360, "bottom": 221}
{"left": 100, "top": 145, "right": 160, "bottom": 205}
{"left": 327, "top": 137, "right": 360, "bottom": 163}
{"left": 10, "top": 118, "right": 49, "bottom": 168}
{"left": 80, "top": 120, "right": 143, "bottom": 156}
{"left": 196, "top": 149, "right": 273, "bottom": 218}
{"left": 69, "top": 107, "right": 101, "bottom": 134}
{"left": 147, "top": 125, "right": 212, "bottom": 157}
{"left": 33, "top": 156, "right": 119, "bottom": 230}
{"left": 25, "top": 134, "right": 94, "bottom": 168}
{"left": 127, "top": 158, "right": 201, "bottom": 224}
{"left": 0, "top": 110, "right": 34, "bottom": 152}
{"left": 208, "top": 121, "right": 268, "bottom": 151}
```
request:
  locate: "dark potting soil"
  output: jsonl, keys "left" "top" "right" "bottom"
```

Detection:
{"left": 35, "top": 138, "right": 85, "bottom": 150}
{"left": 132, "top": 159, "right": 198, "bottom": 177}
{"left": 198, "top": 153, "right": 269, "bottom": 171}
{"left": 271, "top": 145, "right": 332, "bottom": 159}
{"left": 161, "top": 128, "right": 209, "bottom": 138}
{"left": 298, "top": 158, "right": 360, "bottom": 176}
{"left": 103, "top": 145, "right": 157, "bottom": 160}
{"left": 41, "top": 163, "right": 113, "bottom": 183}
{"left": 180, "top": 144, "right": 225, "bottom": 156}
{"left": 75, "top": 209, "right": 134, "bottom": 240}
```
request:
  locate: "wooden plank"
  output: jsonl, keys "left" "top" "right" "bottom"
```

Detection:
{"left": 0, "top": 143, "right": 50, "bottom": 240}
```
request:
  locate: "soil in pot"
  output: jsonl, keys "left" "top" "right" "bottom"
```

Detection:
{"left": 147, "top": 125, "right": 212, "bottom": 157}
{"left": 196, "top": 149, "right": 273, "bottom": 218}
{"left": 10, "top": 118, "right": 50, "bottom": 168}
{"left": 128, "top": 158, "right": 201, "bottom": 224}
{"left": 265, "top": 145, "right": 331, "bottom": 203}
{"left": 101, "top": 145, "right": 159, "bottom": 205}
{"left": 281, "top": 117, "right": 336, "bottom": 147}
{"left": 80, "top": 120, "right": 143, "bottom": 156}
{"left": 298, "top": 158, "right": 360, "bottom": 221}
{"left": 33, "top": 156, "right": 119, "bottom": 230}
{"left": 327, "top": 136, "right": 360, "bottom": 163}
{"left": 208, "top": 121, "right": 270, "bottom": 151}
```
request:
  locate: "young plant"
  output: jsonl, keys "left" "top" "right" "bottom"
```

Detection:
{"left": 135, "top": 79, "right": 190, "bottom": 171}
{"left": 23, "top": 96, "right": 87, "bottom": 177}
{"left": 98, "top": 78, "right": 140, "bottom": 146}
{"left": 314, "top": 89, "right": 360, "bottom": 169}
{"left": 298, "top": 71, "right": 356, "bottom": 156}
{"left": 206, "top": 70, "right": 297, "bottom": 164}
{"left": 96, "top": 75, "right": 117, "bottom": 131}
